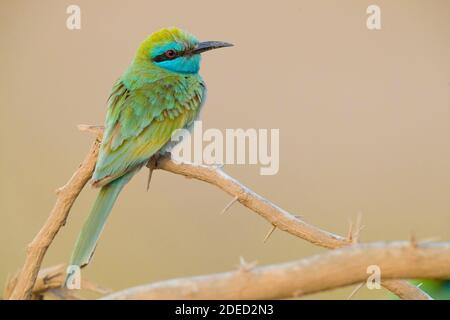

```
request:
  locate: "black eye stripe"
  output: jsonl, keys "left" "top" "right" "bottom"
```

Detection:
{"left": 153, "top": 50, "right": 183, "bottom": 62}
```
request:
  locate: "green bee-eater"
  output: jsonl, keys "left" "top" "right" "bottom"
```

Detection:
{"left": 68, "top": 27, "right": 232, "bottom": 271}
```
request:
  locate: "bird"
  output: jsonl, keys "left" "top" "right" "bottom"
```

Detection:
{"left": 67, "top": 27, "right": 232, "bottom": 275}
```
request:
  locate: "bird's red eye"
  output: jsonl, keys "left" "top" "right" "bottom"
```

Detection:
{"left": 165, "top": 50, "right": 177, "bottom": 58}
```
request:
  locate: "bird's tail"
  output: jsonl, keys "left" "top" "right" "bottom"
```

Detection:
{"left": 68, "top": 170, "right": 135, "bottom": 271}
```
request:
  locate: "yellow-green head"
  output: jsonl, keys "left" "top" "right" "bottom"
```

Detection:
{"left": 135, "top": 27, "right": 232, "bottom": 74}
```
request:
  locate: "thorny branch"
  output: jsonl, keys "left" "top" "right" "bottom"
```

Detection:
{"left": 102, "top": 241, "right": 448, "bottom": 300}
{"left": 5, "top": 126, "right": 440, "bottom": 300}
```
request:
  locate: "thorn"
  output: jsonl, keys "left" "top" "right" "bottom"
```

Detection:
{"left": 352, "top": 213, "right": 364, "bottom": 244}
{"left": 347, "top": 219, "right": 354, "bottom": 242}
{"left": 145, "top": 156, "right": 157, "bottom": 191}
{"left": 347, "top": 213, "right": 364, "bottom": 244}
{"left": 146, "top": 166, "right": 154, "bottom": 191}
{"left": 347, "top": 282, "right": 364, "bottom": 300}
{"left": 237, "top": 256, "right": 257, "bottom": 273}
{"left": 221, "top": 196, "right": 239, "bottom": 214}
{"left": 353, "top": 225, "right": 365, "bottom": 244}
{"left": 410, "top": 232, "right": 417, "bottom": 248}
{"left": 263, "top": 225, "right": 277, "bottom": 243}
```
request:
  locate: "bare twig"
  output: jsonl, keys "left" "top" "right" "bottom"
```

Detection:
{"left": 101, "top": 241, "right": 450, "bottom": 300}
{"left": 5, "top": 264, "right": 111, "bottom": 300}
{"left": 7, "top": 126, "right": 433, "bottom": 299}
{"left": 380, "top": 280, "right": 433, "bottom": 300}
{"left": 7, "top": 136, "right": 101, "bottom": 300}
{"left": 156, "top": 158, "right": 349, "bottom": 249}
{"left": 154, "top": 157, "right": 428, "bottom": 299}
{"left": 77, "top": 124, "right": 104, "bottom": 135}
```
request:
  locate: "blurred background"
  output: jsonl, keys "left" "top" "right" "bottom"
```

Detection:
{"left": 0, "top": 0, "right": 449, "bottom": 299}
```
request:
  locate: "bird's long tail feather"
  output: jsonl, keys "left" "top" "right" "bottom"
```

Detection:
{"left": 68, "top": 170, "right": 135, "bottom": 269}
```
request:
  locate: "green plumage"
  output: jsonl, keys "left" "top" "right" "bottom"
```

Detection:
{"left": 66, "top": 28, "right": 233, "bottom": 279}
{"left": 70, "top": 171, "right": 135, "bottom": 267}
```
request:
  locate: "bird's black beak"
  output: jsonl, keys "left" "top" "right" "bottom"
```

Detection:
{"left": 191, "top": 41, "right": 233, "bottom": 54}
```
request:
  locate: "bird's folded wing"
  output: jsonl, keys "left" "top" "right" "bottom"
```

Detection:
{"left": 92, "top": 78, "right": 204, "bottom": 187}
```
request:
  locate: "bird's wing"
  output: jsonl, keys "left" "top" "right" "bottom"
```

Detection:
{"left": 92, "top": 77, "right": 204, "bottom": 187}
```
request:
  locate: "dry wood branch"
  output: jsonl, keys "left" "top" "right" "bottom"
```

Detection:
{"left": 102, "top": 241, "right": 450, "bottom": 300}
{"left": 156, "top": 158, "right": 349, "bottom": 249}
{"left": 380, "top": 280, "right": 433, "bottom": 300}
{"left": 7, "top": 137, "right": 101, "bottom": 300}
{"left": 5, "top": 264, "right": 66, "bottom": 300}
{"left": 6, "top": 264, "right": 111, "bottom": 300}
{"left": 153, "top": 158, "right": 429, "bottom": 299}
{"left": 7, "top": 126, "right": 432, "bottom": 299}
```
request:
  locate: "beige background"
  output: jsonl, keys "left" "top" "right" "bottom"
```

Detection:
{"left": 0, "top": 0, "right": 449, "bottom": 299}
